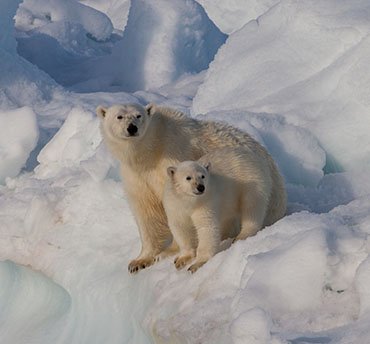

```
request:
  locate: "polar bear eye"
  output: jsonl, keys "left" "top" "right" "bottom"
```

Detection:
{"left": 136, "top": 115, "right": 142, "bottom": 119}
{"left": 117, "top": 115, "right": 123, "bottom": 120}
{"left": 201, "top": 175, "right": 205, "bottom": 179}
{"left": 186, "top": 176, "right": 191, "bottom": 181}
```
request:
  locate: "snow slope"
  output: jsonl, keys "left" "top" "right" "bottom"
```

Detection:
{"left": 193, "top": 0, "right": 370, "bottom": 173}
{"left": 78, "top": 0, "right": 131, "bottom": 30}
{"left": 15, "top": 0, "right": 226, "bottom": 93}
{"left": 1, "top": 1, "right": 370, "bottom": 344}
{"left": 0, "top": 107, "right": 39, "bottom": 183}
{"left": 196, "top": 0, "right": 279, "bottom": 34}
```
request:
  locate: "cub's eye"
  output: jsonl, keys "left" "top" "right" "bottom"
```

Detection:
{"left": 136, "top": 115, "right": 142, "bottom": 119}
{"left": 117, "top": 115, "right": 123, "bottom": 120}
{"left": 201, "top": 175, "right": 205, "bottom": 179}
{"left": 186, "top": 176, "right": 191, "bottom": 181}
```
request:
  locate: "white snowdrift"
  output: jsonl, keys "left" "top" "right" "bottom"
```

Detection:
{"left": 16, "top": 0, "right": 113, "bottom": 42}
{"left": 36, "top": 107, "right": 115, "bottom": 181}
{"left": 78, "top": 0, "right": 131, "bottom": 30}
{"left": 193, "top": 0, "right": 370, "bottom": 172}
{"left": 0, "top": 107, "right": 39, "bottom": 184}
{"left": 196, "top": 0, "right": 279, "bottom": 34}
{"left": 0, "top": 0, "right": 59, "bottom": 109}
{"left": 0, "top": 260, "right": 70, "bottom": 344}
{"left": 15, "top": 0, "right": 225, "bottom": 94}
{"left": 109, "top": 0, "right": 226, "bottom": 92}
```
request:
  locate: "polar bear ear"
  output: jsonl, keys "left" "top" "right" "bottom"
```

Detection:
{"left": 167, "top": 166, "right": 177, "bottom": 178}
{"left": 96, "top": 105, "right": 107, "bottom": 119}
{"left": 145, "top": 103, "right": 156, "bottom": 116}
{"left": 204, "top": 162, "right": 211, "bottom": 171}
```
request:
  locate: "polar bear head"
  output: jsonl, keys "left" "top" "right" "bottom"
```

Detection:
{"left": 167, "top": 161, "right": 210, "bottom": 197}
{"left": 96, "top": 103, "right": 155, "bottom": 142}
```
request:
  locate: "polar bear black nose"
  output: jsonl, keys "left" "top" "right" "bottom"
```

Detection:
{"left": 127, "top": 123, "right": 138, "bottom": 135}
{"left": 197, "top": 184, "right": 205, "bottom": 193}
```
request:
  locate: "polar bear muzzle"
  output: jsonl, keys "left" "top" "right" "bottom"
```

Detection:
{"left": 196, "top": 184, "right": 205, "bottom": 194}
{"left": 127, "top": 123, "right": 138, "bottom": 136}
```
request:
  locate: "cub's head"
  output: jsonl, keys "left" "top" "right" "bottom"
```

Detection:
{"left": 167, "top": 161, "right": 210, "bottom": 197}
{"left": 96, "top": 103, "right": 157, "bottom": 142}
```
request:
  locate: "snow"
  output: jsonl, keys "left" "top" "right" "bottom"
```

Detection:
{"left": 196, "top": 0, "right": 279, "bottom": 34}
{"left": 108, "top": 0, "right": 227, "bottom": 92}
{"left": 193, "top": 0, "right": 370, "bottom": 172}
{"left": 14, "top": 0, "right": 225, "bottom": 93}
{"left": 0, "top": 0, "right": 59, "bottom": 109}
{"left": 16, "top": 0, "right": 113, "bottom": 42}
{"left": 1, "top": 0, "right": 370, "bottom": 343}
{"left": 78, "top": 0, "right": 131, "bottom": 30}
{"left": 0, "top": 107, "right": 39, "bottom": 184}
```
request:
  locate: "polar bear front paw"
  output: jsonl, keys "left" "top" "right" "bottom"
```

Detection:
{"left": 128, "top": 257, "right": 156, "bottom": 274}
{"left": 174, "top": 254, "right": 195, "bottom": 270}
{"left": 188, "top": 260, "right": 207, "bottom": 273}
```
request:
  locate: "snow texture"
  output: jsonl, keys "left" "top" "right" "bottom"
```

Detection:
{"left": 1, "top": 0, "right": 370, "bottom": 343}
{"left": 16, "top": 0, "right": 113, "bottom": 41}
{"left": 196, "top": 0, "right": 279, "bottom": 34}
{"left": 193, "top": 0, "right": 370, "bottom": 173}
{"left": 108, "top": 0, "right": 227, "bottom": 92}
{"left": 78, "top": 0, "right": 131, "bottom": 30}
{"left": 0, "top": 107, "right": 39, "bottom": 184}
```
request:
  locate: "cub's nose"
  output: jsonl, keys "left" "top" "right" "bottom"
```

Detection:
{"left": 127, "top": 123, "right": 138, "bottom": 136}
{"left": 196, "top": 184, "right": 205, "bottom": 193}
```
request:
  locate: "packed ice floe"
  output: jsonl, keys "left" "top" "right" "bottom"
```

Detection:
{"left": 1, "top": 0, "right": 370, "bottom": 343}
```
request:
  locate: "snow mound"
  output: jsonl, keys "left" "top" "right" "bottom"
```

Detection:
{"left": 16, "top": 0, "right": 113, "bottom": 42}
{"left": 110, "top": 0, "right": 227, "bottom": 92}
{"left": 78, "top": 0, "right": 131, "bottom": 30}
{"left": 36, "top": 107, "right": 109, "bottom": 180}
{"left": 193, "top": 0, "right": 370, "bottom": 172}
{"left": 0, "top": 0, "right": 59, "bottom": 109}
{"left": 196, "top": 0, "right": 279, "bottom": 34}
{"left": 230, "top": 308, "right": 277, "bottom": 344}
{"left": 0, "top": 107, "right": 39, "bottom": 184}
{"left": 0, "top": 260, "right": 70, "bottom": 344}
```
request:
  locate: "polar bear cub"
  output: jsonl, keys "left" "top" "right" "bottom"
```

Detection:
{"left": 163, "top": 147, "right": 274, "bottom": 273}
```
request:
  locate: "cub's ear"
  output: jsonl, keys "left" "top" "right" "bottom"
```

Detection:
{"left": 204, "top": 162, "right": 211, "bottom": 171}
{"left": 167, "top": 166, "right": 177, "bottom": 178}
{"left": 145, "top": 103, "right": 156, "bottom": 116}
{"left": 96, "top": 105, "right": 107, "bottom": 119}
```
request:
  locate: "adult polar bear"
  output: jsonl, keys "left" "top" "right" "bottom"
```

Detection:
{"left": 97, "top": 103, "right": 286, "bottom": 273}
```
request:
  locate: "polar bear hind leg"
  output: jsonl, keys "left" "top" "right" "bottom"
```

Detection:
{"left": 234, "top": 190, "right": 268, "bottom": 241}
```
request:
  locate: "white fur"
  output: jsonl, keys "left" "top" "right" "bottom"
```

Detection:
{"left": 97, "top": 103, "right": 286, "bottom": 273}
{"left": 164, "top": 148, "right": 276, "bottom": 272}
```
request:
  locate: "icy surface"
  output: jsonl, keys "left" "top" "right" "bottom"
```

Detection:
{"left": 78, "top": 0, "right": 131, "bottom": 30}
{"left": 16, "top": 0, "right": 113, "bottom": 41}
{"left": 15, "top": 0, "right": 226, "bottom": 93}
{"left": 1, "top": 0, "right": 370, "bottom": 343}
{"left": 108, "top": 0, "right": 227, "bottom": 92}
{"left": 196, "top": 0, "right": 279, "bottom": 34}
{"left": 193, "top": 0, "right": 370, "bottom": 172}
{"left": 0, "top": 107, "right": 39, "bottom": 184}
{"left": 0, "top": 0, "right": 59, "bottom": 108}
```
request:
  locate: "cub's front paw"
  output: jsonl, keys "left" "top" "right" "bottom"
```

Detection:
{"left": 188, "top": 260, "right": 207, "bottom": 273}
{"left": 174, "top": 254, "right": 194, "bottom": 270}
{"left": 128, "top": 257, "right": 156, "bottom": 274}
